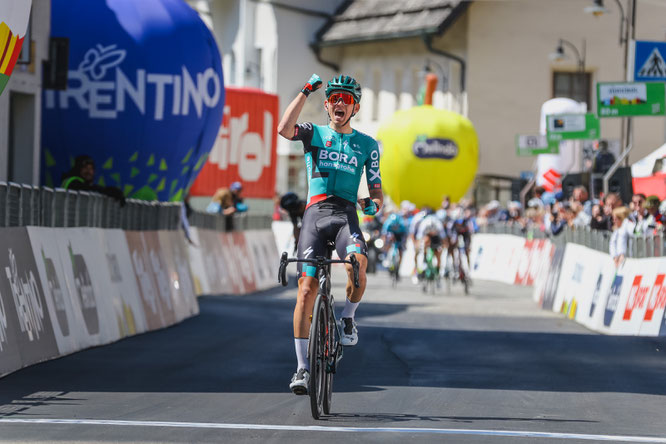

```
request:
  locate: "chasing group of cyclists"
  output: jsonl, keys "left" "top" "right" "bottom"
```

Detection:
{"left": 377, "top": 198, "right": 478, "bottom": 285}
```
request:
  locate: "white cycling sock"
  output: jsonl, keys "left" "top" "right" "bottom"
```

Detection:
{"left": 341, "top": 299, "right": 360, "bottom": 319}
{"left": 294, "top": 338, "right": 309, "bottom": 371}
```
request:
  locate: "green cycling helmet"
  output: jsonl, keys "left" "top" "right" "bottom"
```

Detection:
{"left": 325, "top": 75, "right": 362, "bottom": 103}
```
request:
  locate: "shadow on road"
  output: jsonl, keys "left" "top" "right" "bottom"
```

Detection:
{"left": 0, "top": 289, "right": 665, "bottom": 418}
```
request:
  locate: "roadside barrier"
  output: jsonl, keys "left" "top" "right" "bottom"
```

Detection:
{"left": 470, "top": 233, "right": 666, "bottom": 337}
{"left": 0, "top": 182, "right": 279, "bottom": 378}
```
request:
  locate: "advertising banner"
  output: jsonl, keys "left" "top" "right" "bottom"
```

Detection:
{"left": 125, "top": 231, "right": 167, "bottom": 330}
{"left": 55, "top": 229, "right": 122, "bottom": 346}
{"left": 141, "top": 231, "right": 177, "bottom": 326}
{"left": 218, "top": 232, "right": 245, "bottom": 294}
{"left": 546, "top": 113, "right": 600, "bottom": 145}
{"left": 597, "top": 82, "right": 666, "bottom": 117}
{"left": 196, "top": 229, "right": 229, "bottom": 295}
{"left": 230, "top": 232, "right": 257, "bottom": 293}
{"left": 157, "top": 231, "right": 198, "bottom": 322}
{"left": 96, "top": 229, "right": 148, "bottom": 336}
{"left": 0, "top": 228, "right": 59, "bottom": 369}
{"left": 190, "top": 87, "right": 279, "bottom": 198}
{"left": 185, "top": 227, "right": 210, "bottom": 295}
{"left": 26, "top": 227, "right": 82, "bottom": 355}
{"left": 42, "top": 0, "right": 225, "bottom": 200}
{"left": 633, "top": 41, "right": 666, "bottom": 82}
{"left": 243, "top": 230, "right": 273, "bottom": 291}
{"left": 516, "top": 135, "right": 556, "bottom": 156}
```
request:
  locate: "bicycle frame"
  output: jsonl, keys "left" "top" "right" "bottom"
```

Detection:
{"left": 278, "top": 249, "right": 360, "bottom": 418}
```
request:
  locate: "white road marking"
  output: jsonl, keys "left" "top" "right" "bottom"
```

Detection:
{"left": 0, "top": 418, "right": 665, "bottom": 442}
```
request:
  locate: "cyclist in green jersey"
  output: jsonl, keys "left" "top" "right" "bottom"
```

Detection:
{"left": 278, "top": 74, "right": 384, "bottom": 394}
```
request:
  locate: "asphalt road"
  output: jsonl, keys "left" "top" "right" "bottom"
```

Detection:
{"left": 0, "top": 267, "right": 665, "bottom": 443}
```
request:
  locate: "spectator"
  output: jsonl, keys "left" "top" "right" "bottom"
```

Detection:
{"left": 600, "top": 192, "right": 623, "bottom": 231}
{"left": 550, "top": 202, "right": 575, "bottom": 235}
{"left": 642, "top": 195, "right": 663, "bottom": 233}
{"left": 206, "top": 187, "right": 237, "bottom": 231}
{"left": 61, "top": 155, "right": 125, "bottom": 205}
{"left": 571, "top": 185, "right": 592, "bottom": 216}
{"left": 534, "top": 186, "right": 546, "bottom": 203}
{"left": 609, "top": 206, "right": 631, "bottom": 267}
{"left": 590, "top": 203, "right": 606, "bottom": 230}
{"left": 571, "top": 201, "right": 591, "bottom": 228}
{"left": 593, "top": 140, "right": 616, "bottom": 175}
{"left": 230, "top": 181, "right": 248, "bottom": 213}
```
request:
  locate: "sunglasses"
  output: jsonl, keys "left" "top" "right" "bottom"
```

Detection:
{"left": 327, "top": 92, "right": 355, "bottom": 105}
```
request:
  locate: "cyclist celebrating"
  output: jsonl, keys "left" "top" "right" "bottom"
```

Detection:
{"left": 277, "top": 74, "right": 383, "bottom": 395}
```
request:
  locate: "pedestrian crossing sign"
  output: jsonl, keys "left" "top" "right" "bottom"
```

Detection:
{"left": 634, "top": 41, "right": 666, "bottom": 82}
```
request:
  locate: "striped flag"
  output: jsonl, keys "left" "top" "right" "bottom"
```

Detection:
{"left": 541, "top": 168, "right": 562, "bottom": 192}
{"left": 0, "top": 0, "right": 32, "bottom": 95}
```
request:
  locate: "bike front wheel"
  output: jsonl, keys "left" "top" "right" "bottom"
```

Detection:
{"left": 323, "top": 308, "right": 336, "bottom": 414}
{"left": 308, "top": 294, "right": 327, "bottom": 419}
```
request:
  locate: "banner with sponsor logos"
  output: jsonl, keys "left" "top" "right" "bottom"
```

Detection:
{"left": 95, "top": 229, "right": 148, "bottom": 336}
{"left": 474, "top": 233, "right": 666, "bottom": 337}
{"left": 42, "top": 0, "right": 225, "bottom": 201}
{"left": 0, "top": 227, "right": 280, "bottom": 378}
{"left": 190, "top": 88, "right": 278, "bottom": 198}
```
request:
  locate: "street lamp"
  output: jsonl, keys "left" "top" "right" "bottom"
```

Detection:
{"left": 549, "top": 39, "right": 586, "bottom": 72}
{"left": 584, "top": 0, "right": 627, "bottom": 46}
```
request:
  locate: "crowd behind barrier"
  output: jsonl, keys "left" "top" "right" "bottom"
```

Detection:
{"left": 0, "top": 181, "right": 279, "bottom": 379}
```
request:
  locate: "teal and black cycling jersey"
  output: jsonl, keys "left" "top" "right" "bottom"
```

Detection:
{"left": 292, "top": 122, "right": 382, "bottom": 207}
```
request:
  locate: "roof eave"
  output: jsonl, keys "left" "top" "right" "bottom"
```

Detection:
{"left": 316, "top": 28, "right": 439, "bottom": 48}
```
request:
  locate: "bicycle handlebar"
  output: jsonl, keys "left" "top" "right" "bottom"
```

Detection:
{"left": 278, "top": 251, "right": 361, "bottom": 289}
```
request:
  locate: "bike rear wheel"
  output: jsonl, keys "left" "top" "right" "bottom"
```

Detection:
{"left": 308, "top": 295, "right": 327, "bottom": 419}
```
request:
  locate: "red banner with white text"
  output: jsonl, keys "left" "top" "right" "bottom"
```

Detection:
{"left": 190, "top": 87, "right": 278, "bottom": 198}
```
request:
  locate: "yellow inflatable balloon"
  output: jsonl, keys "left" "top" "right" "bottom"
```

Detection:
{"left": 377, "top": 105, "right": 478, "bottom": 207}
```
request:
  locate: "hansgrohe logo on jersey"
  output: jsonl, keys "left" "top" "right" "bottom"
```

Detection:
{"left": 319, "top": 149, "right": 357, "bottom": 173}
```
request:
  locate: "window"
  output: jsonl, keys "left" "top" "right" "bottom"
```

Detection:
{"left": 553, "top": 71, "right": 592, "bottom": 108}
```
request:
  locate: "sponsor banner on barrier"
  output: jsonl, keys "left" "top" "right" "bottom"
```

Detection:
{"left": 515, "top": 238, "right": 552, "bottom": 286}
{"left": 575, "top": 251, "right": 615, "bottom": 332}
{"left": 0, "top": 228, "right": 59, "bottom": 370}
{"left": 551, "top": 243, "right": 597, "bottom": 320}
{"left": 230, "top": 232, "right": 257, "bottom": 294}
{"left": 260, "top": 229, "right": 281, "bottom": 287}
{"left": 141, "top": 231, "right": 177, "bottom": 326}
{"left": 55, "top": 228, "right": 122, "bottom": 346}
{"left": 96, "top": 229, "right": 148, "bottom": 336}
{"left": 126, "top": 231, "right": 167, "bottom": 330}
{"left": 243, "top": 230, "right": 273, "bottom": 291}
{"left": 218, "top": 232, "right": 245, "bottom": 294}
{"left": 604, "top": 257, "right": 666, "bottom": 336}
{"left": 26, "top": 227, "right": 81, "bottom": 355}
{"left": 272, "top": 221, "right": 295, "bottom": 257}
{"left": 470, "top": 234, "right": 524, "bottom": 284}
{"left": 157, "top": 231, "right": 199, "bottom": 322}
{"left": 185, "top": 227, "right": 210, "bottom": 295}
{"left": 197, "top": 228, "right": 232, "bottom": 294}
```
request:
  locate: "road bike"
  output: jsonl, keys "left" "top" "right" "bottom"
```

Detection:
{"left": 278, "top": 243, "right": 360, "bottom": 420}
{"left": 421, "top": 245, "right": 439, "bottom": 294}
{"left": 386, "top": 236, "right": 401, "bottom": 288}
{"left": 446, "top": 237, "right": 470, "bottom": 295}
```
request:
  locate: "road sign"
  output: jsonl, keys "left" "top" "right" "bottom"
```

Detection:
{"left": 634, "top": 41, "right": 666, "bottom": 82}
{"left": 546, "top": 113, "right": 600, "bottom": 144}
{"left": 597, "top": 82, "right": 666, "bottom": 117}
{"left": 516, "top": 134, "right": 556, "bottom": 156}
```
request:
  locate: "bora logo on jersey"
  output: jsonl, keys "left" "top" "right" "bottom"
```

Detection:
{"left": 319, "top": 149, "right": 358, "bottom": 174}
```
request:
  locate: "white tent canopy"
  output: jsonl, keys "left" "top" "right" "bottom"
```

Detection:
{"left": 631, "top": 142, "right": 666, "bottom": 178}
